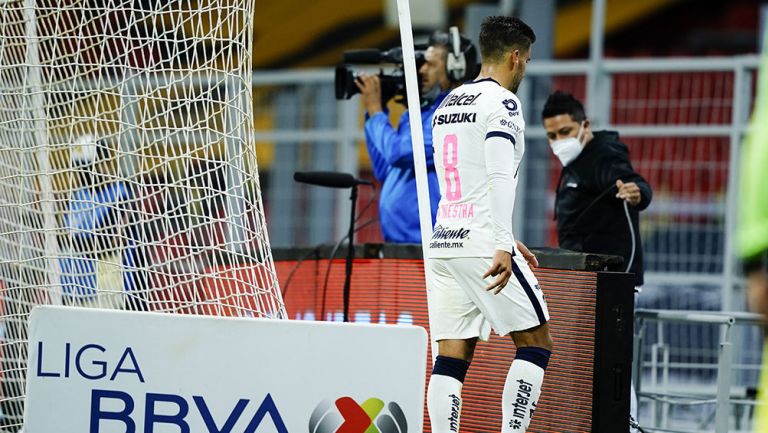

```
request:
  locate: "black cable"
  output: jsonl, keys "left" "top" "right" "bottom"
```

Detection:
{"left": 354, "top": 184, "right": 377, "bottom": 223}
{"left": 279, "top": 245, "right": 321, "bottom": 299}
{"left": 622, "top": 200, "right": 636, "bottom": 272}
{"left": 319, "top": 217, "right": 377, "bottom": 321}
{"left": 559, "top": 184, "right": 618, "bottom": 239}
{"left": 280, "top": 184, "right": 377, "bottom": 300}
{"left": 557, "top": 183, "right": 638, "bottom": 274}
{"left": 317, "top": 184, "right": 375, "bottom": 320}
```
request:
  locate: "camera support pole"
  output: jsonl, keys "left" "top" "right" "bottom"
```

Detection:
{"left": 293, "top": 171, "right": 368, "bottom": 322}
{"left": 343, "top": 184, "right": 358, "bottom": 323}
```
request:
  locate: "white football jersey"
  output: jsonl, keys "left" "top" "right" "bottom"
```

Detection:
{"left": 428, "top": 77, "right": 525, "bottom": 258}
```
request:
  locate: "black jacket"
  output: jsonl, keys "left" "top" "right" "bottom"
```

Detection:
{"left": 555, "top": 131, "right": 652, "bottom": 286}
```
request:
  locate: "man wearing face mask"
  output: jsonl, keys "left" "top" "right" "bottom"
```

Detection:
{"left": 542, "top": 91, "right": 652, "bottom": 287}
{"left": 542, "top": 91, "right": 651, "bottom": 432}
{"left": 355, "top": 30, "right": 477, "bottom": 243}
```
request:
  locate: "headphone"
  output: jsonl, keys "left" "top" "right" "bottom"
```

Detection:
{"left": 432, "top": 27, "right": 478, "bottom": 83}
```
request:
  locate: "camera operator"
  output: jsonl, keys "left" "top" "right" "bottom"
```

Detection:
{"left": 355, "top": 29, "right": 477, "bottom": 243}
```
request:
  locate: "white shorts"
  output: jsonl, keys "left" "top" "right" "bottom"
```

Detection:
{"left": 428, "top": 254, "right": 549, "bottom": 341}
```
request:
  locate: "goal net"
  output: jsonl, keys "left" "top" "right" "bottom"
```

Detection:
{"left": 0, "top": 0, "right": 284, "bottom": 427}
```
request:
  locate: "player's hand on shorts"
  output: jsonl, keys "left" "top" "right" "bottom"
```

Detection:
{"left": 616, "top": 179, "right": 642, "bottom": 206}
{"left": 483, "top": 250, "right": 513, "bottom": 295}
{"left": 516, "top": 240, "right": 538, "bottom": 268}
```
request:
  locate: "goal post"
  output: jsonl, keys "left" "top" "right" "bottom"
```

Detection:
{"left": 0, "top": 0, "right": 284, "bottom": 427}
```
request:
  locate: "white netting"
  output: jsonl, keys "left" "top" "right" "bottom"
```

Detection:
{"left": 0, "top": 0, "right": 284, "bottom": 426}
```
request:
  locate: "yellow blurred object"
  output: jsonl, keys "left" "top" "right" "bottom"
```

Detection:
{"left": 742, "top": 30, "right": 768, "bottom": 433}
{"left": 756, "top": 342, "right": 768, "bottom": 432}
{"left": 554, "top": 0, "right": 681, "bottom": 56}
{"left": 253, "top": 0, "right": 475, "bottom": 68}
{"left": 254, "top": 111, "right": 276, "bottom": 168}
{"left": 253, "top": 0, "right": 681, "bottom": 68}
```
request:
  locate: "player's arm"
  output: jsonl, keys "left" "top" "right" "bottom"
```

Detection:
{"left": 597, "top": 150, "right": 652, "bottom": 210}
{"left": 361, "top": 111, "right": 393, "bottom": 181}
{"left": 483, "top": 104, "right": 522, "bottom": 294}
{"left": 357, "top": 74, "right": 434, "bottom": 170}
{"left": 357, "top": 75, "right": 391, "bottom": 180}
{"left": 516, "top": 240, "right": 538, "bottom": 268}
{"left": 366, "top": 110, "right": 430, "bottom": 169}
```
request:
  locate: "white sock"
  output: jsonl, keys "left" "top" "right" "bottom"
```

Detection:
{"left": 428, "top": 374, "right": 463, "bottom": 433}
{"left": 501, "top": 359, "right": 545, "bottom": 432}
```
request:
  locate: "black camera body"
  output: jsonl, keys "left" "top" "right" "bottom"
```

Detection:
{"left": 334, "top": 47, "right": 425, "bottom": 104}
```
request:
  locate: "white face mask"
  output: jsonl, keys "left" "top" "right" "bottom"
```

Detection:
{"left": 549, "top": 122, "right": 585, "bottom": 166}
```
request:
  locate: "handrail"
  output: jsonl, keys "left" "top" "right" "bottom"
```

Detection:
{"left": 43, "top": 56, "right": 761, "bottom": 94}
{"left": 635, "top": 309, "right": 736, "bottom": 325}
{"left": 636, "top": 308, "right": 764, "bottom": 326}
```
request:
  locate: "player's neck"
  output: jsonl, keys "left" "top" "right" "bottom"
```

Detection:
{"left": 477, "top": 63, "right": 512, "bottom": 90}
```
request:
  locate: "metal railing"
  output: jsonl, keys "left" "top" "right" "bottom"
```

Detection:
{"left": 634, "top": 309, "right": 764, "bottom": 432}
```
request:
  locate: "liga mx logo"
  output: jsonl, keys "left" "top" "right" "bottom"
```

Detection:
{"left": 309, "top": 397, "right": 407, "bottom": 433}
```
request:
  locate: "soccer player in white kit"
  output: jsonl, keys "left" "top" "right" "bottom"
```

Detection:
{"left": 426, "top": 16, "right": 554, "bottom": 433}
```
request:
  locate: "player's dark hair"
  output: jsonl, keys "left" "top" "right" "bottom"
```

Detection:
{"left": 541, "top": 91, "right": 587, "bottom": 122}
{"left": 479, "top": 16, "right": 536, "bottom": 62}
